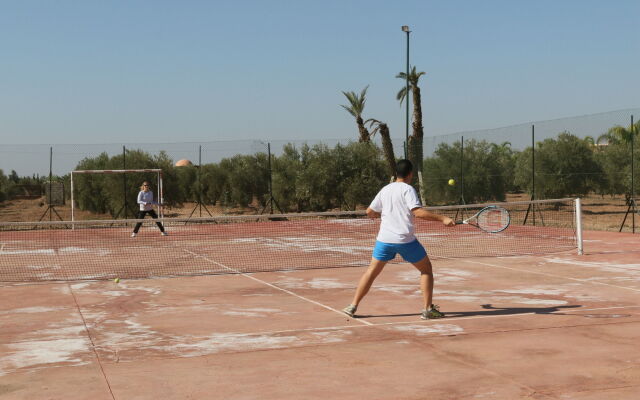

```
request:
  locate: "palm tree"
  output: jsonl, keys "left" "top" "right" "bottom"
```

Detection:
{"left": 596, "top": 121, "right": 640, "bottom": 146}
{"left": 396, "top": 67, "right": 426, "bottom": 165}
{"left": 340, "top": 86, "right": 370, "bottom": 143}
{"left": 366, "top": 119, "right": 396, "bottom": 178}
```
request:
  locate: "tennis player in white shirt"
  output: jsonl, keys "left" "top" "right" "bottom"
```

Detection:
{"left": 343, "top": 160, "right": 454, "bottom": 320}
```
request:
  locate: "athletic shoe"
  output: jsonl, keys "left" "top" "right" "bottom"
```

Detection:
{"left": 161, "top": 232, "right": 168, "bottom": 236}
{"left": 421, "top": 304, "right": 445, "bottom": 320}
{"left": 130, "top": 233, "right": 137, "bottom": 238}
{"left": 342, "top": 304, "right": 357, "bottom": 318}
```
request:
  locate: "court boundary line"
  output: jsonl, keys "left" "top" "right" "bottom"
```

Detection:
{"left": 67, "top": 283, "right": 116, "bottom": 400}
{"left": 452, "top": 257, "right": 640, "bottom": 293}
{"left": 182, "top": 249, "right": 372, "bottom": 326}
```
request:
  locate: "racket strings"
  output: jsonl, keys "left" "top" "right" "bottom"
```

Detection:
{"left": 477, "top": 209, "right": 510, "bottom": 231}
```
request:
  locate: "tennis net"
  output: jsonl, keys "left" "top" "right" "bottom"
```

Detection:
{"left": 0, "top": 198, "right": 581, "bottom": 282}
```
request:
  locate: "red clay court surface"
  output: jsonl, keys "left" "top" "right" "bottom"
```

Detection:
{"left": 1, "top": 230, "right": 639, "bottom": 399}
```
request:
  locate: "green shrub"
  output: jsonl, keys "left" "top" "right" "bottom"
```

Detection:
{"left": 423, "top": 139, "right": 509, "bottom": 204}
{"left": 514, "top": 132, "right": 604, "bottom": 198}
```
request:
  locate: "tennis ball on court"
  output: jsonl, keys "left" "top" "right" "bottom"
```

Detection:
{"left": 448, "top": 179, "right": 455, "bottom": 186}
{"left": 114, "top": 278, "right": 120, "bottom": 283}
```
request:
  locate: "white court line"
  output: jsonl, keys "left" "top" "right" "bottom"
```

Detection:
{"left": 452, "top": 258, "right": 640, "bottom": 293}
{"left": 182, "top": 249, "right": 372, "bottom": 326}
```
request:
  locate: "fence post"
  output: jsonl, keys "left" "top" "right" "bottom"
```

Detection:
{"left": 532, "top": 125, "right": 536, "bottom": 225}
{"left": 198, "top": 145, "right": 202, "bottom": 217}
{"left": 460, "top": 136, "right": 465, "bottom": 205}
{"left": 632, "top": 115, "right": 635, "bottom": 233}
{"left": 122, "top": 146, "right": 127, "bottom": 219}
{"left": 49, "top": 147, "right": 53, "bottom": 221}
{"left": 523, "top": 125, "right": 537, "bottom": 226}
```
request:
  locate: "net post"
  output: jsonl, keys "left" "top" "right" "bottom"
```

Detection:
{"left": 575, "top": 197, "right": 583, "bottom": 255}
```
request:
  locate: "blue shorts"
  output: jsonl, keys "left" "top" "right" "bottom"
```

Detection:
{"left": 372, "top": 240, "right": 427, "bottom": 263}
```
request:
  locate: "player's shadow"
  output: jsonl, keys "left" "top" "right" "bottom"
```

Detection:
{"left": 356, "top": 304, "right": 582, "bottom": 319}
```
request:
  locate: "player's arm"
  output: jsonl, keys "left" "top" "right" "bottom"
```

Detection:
{"left": 137, "top": 191, "right": 146, "bottom": 205}
{"left": 366, "top": 207, "right": 381, "bottom": 218}
{"left": 412, "top": 207, "right": 454, "bottom": 226}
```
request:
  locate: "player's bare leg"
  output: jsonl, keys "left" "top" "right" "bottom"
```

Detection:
{"left": 352, "top": 258, "right": 387, "bottom": 306}
{"left": 411, "top": 255, "right": 434, "bottom": 309}
{"left": 343, "top": 258, "right": 387, "bottom": 317}
{"left": 412, "top": 255, "right": 445, "bottom": 319}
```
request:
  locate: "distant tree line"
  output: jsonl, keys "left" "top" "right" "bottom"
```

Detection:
{"left": 0, "top": 170, "right": 45, "bottom": 202}
{"left": 69, "top": 142, "right": 388, "bottom": 216}
{"left": 1, "top": 122, "right": 638, "bottom": 217}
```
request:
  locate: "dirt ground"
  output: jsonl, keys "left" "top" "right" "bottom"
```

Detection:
{"left": 0, "top": 194, "right": 638, "bottom": 233}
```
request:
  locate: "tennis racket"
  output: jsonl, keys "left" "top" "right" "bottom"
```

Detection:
{"left": 456, "top": 206, "right": 510, "bottom": 233}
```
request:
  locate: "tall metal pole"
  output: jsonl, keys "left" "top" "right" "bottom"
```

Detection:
{"left": 402, "top": 26, "right": 411, "bottom": 160}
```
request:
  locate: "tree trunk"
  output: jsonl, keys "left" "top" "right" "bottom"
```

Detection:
{"left": 411, "top": 86, "right": 424, "bottom": 140}
{"left": 407, "top": 135, "right": 424, "bottom": 201}
{"left": 378, "top": 123, "right": 396, "bottom": 179}
{"left": 356, "top": 116, "right": 370, "bottom": 142}
{"left": 410, "top": 85, "right": 425, "bottom": 202}
{"left": 407, "top": 136, "right": 423, "bottom": 173}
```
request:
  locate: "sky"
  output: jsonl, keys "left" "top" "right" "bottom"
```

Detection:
{"left": 0, "top": 0, "right": 638, "bottom": 174}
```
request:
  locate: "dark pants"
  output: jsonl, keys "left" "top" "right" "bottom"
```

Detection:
{"left": 133, "top": 210, "right": 165, "bottom": 233}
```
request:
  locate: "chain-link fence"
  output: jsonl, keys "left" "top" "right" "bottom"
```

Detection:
{"left": 1, "top": 108, "right": 638, "bottom": 232}
{"left": 422, "top": 108, "right": 639, "bottom": 232}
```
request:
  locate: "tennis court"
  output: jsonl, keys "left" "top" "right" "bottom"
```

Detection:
{"left": 1, "top": 202, "right": 639, "bottom": 399}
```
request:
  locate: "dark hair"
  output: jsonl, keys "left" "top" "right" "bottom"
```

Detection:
{"left": 396, "top": 159, "right": 413, "bottom": 178}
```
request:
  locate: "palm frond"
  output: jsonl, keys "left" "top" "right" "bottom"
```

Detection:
{"left": 396, "top": 87, "right": 407, "bottom": 105}
{"left": 340, "top": 86, "right": 368, "bottom": 118}
{"left": 364, "top": 118, "right": 380, "bottom": 126}
{"left": 396, "top": 67, "right": 426, "bottom": 101}
{"left": 340, "top": 104, "right": 357, "bottom": 118}
{"left": 364, "top": 118, "right": 383, "bottom": 139}
{"left": 359, "top": 85, "right": 369, "bottom": 100}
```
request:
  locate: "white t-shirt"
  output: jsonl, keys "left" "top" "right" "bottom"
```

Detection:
{"left": 369, "top": 182, "right": 422, "bottom": 243}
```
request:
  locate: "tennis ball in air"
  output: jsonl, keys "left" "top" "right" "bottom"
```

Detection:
{"left": 448, "top": 179, "right": 455, "bottom": 186}
{"left": 114, "top": 278, "right": 120, "bottom": 283}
